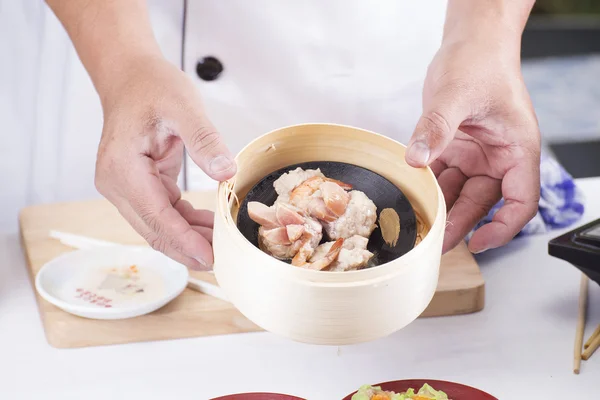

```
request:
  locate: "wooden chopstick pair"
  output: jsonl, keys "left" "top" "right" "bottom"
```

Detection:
{"left": 583, "top": 324, "right": 600, "bottom": 360}
{"left": 574, "top": 274, "right": 600, "bottom": 374}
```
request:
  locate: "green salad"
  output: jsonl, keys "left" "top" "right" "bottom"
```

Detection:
{"left": 352, "top": 383, "right": 450, "bottom": 400}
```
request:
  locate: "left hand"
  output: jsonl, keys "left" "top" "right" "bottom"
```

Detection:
{"left": 405, "top": 31, "right": 541, "bottom": 254}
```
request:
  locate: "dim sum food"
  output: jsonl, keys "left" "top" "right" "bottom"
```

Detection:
{"left": 343, "top": 380, "right": 498, "bottom": 400}
{"left": 237, "top": 161, "right": 417, "bottom": 270}
{"left": 352, "top": 383, "right": 450, "bottom": 400}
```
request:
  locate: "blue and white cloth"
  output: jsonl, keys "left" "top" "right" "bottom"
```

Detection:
{"left": 467, "top": 154, "right": 585, "bottom": 240}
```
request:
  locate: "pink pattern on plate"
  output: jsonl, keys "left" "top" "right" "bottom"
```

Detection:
{"left": 75, "top": 288, "right": 114, "bottom": 308}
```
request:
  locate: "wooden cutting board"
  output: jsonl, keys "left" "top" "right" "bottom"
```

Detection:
{"left": 18, "top": 192, "right": 485, "bottom": 349}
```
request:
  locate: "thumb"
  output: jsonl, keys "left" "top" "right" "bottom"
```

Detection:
{"left": 180, "top": 113, "right": 237, "bottom": 182}
{"left": 405, "top": 88, "right": 471, "bottom": 168}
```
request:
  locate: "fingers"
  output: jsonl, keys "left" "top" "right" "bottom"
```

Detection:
{"left": 178, "top": 111, "right": 237, "bottom": 182}
{"left": 467, "top": 155, "right": 540, "bottom": 253}
{"left": 192, "top": 226, "right": 213, "bottom": 244}
{"left": 436, "top": 167, "right": 468, "bottom": 212}
{"left": 115, "top": 198, "right": 209, "bottom": 271}
{"left": 406, "top": 85, "right": 472, "bottom": 168}
{"left": 429, "top": 159, "right": 447, "bottom": 178}
{"left": 162, "top": 179, "right": 215, "bottom": 234}
{"left": 92, "top": 61, "right": 227, "bottom": 272}
{"left": 177, "top": 200, "right": 214, "bottom": 243}
{"left": 442, "top": 176, "right": 502, "bottom": 254}
{"left": 175, "top": 199, "right": 214, "bottom": 228}
{"left": 122, "top": 156, "right": 215, "bottom": 269}
{"left": 99, "top": 167, "right": 214, "bottom": 270}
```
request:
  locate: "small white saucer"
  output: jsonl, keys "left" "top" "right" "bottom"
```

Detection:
{"left": 35, "top": 245, "right": 189, "bottom": 320}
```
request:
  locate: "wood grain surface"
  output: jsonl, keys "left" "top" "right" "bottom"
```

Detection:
{"left": 18, "top": 192, "right": 484, "bottom": 348}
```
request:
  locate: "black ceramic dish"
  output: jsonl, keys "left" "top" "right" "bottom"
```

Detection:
{"left": 549, "top": 217, "right": 600, "bottom": 286}
{"left": 236, "top": 161, "right": 417, "bottom": 268}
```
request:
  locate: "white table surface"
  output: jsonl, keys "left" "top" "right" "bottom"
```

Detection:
{"left": 1, "top": 178, "right": 599, "bottom": 400}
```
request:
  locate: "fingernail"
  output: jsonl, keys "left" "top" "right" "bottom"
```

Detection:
{"left": 472, "top": 248, "right": 489, "bottom": 254}
{"left": 194, "top": 257, "right": 212, "bottom": 270}
{"left": 209, "top": 155, "right": 233, "bottom": 174}
{"left": 407, "top": 141, "right": 430, "bottom": 165}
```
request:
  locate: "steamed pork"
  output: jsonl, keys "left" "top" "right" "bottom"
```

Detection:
{"left": 288, "top": 175, "right": 353, "bottom": 222}
{"left": 309, "top": 235, "right": 374, "bottom": 272}
{"left": 352, "top": 383, "right": 450, "bottom": 400}
{"left": 277, "top": 168, "right": 376, "bottom": 240}
{"left": 291, "top": 237, "right": 344, "bottom": 271}
{"left": 247, "top": 167, "right": 378, "bottom": 270}
{"left": 273, "top": 167, "right": 324, "bottom": 205}
{"left": 248, "top": 201, "right": 322, "bottom": 260}
{"left": 323, "top": 190, "right": 377, "bottom": 240}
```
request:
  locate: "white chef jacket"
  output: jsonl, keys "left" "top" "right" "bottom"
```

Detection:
{"left": 1, "top": 0, "right": 446, "bottom": 232}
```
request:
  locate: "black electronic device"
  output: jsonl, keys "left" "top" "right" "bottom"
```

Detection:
{"left": 548, "top": 218, "right": 600, "bottom": 285}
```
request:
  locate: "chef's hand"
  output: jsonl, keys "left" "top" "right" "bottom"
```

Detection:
{"left": 45, "top": 1, "right": 234, "bottom": 269}
{"left": 405, "top": 0, "right": 540, "bottom": 254}
{"left": 95, "top": 56, "right": 236, "bottom": 270}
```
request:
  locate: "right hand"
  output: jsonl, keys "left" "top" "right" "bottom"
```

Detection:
{"left": 94, "top": 55, "right": 236, "bottom": 270}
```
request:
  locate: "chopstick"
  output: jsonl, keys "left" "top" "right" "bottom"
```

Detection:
{"left": 584, "top": 324, "right": 600, "bottom": 349}
{"left": 582, "top": 328, "right": 600, "bottom": 361}
{"left": 574, "top": 274, "right": 589, "bottom": 374}
{"left": 49, "top": 230, "right": 117, "bottom": 250}
{"left": 187, "top": 276, "right": 229, "bottom": 302}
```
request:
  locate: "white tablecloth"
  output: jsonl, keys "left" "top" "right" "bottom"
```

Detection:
{"left": 1, "top": 178, "right": 599, "bottom": 399}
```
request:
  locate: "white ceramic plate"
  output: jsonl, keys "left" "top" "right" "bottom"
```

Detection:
{"left": 35, "top": 245, "right": 189, "bottom": 320}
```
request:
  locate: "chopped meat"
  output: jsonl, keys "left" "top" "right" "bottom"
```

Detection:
{"left": 324, "top": 190, "right": 377, "bottom": 240}
{"left": 309, "top": 235, "right": 374, "bottom": 272}
{"left": 247, "top": 167, "right": 380, "bottom": 271}
{"left": 250, "top": 201, "right": 323, "bottom": 261}
{"left": 273, "top": 167, "right": 324, "bottom": 205}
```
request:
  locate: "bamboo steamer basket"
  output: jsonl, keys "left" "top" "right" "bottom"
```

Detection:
{"left": 213, "top": 123, "right": 446, "bottom": 345}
